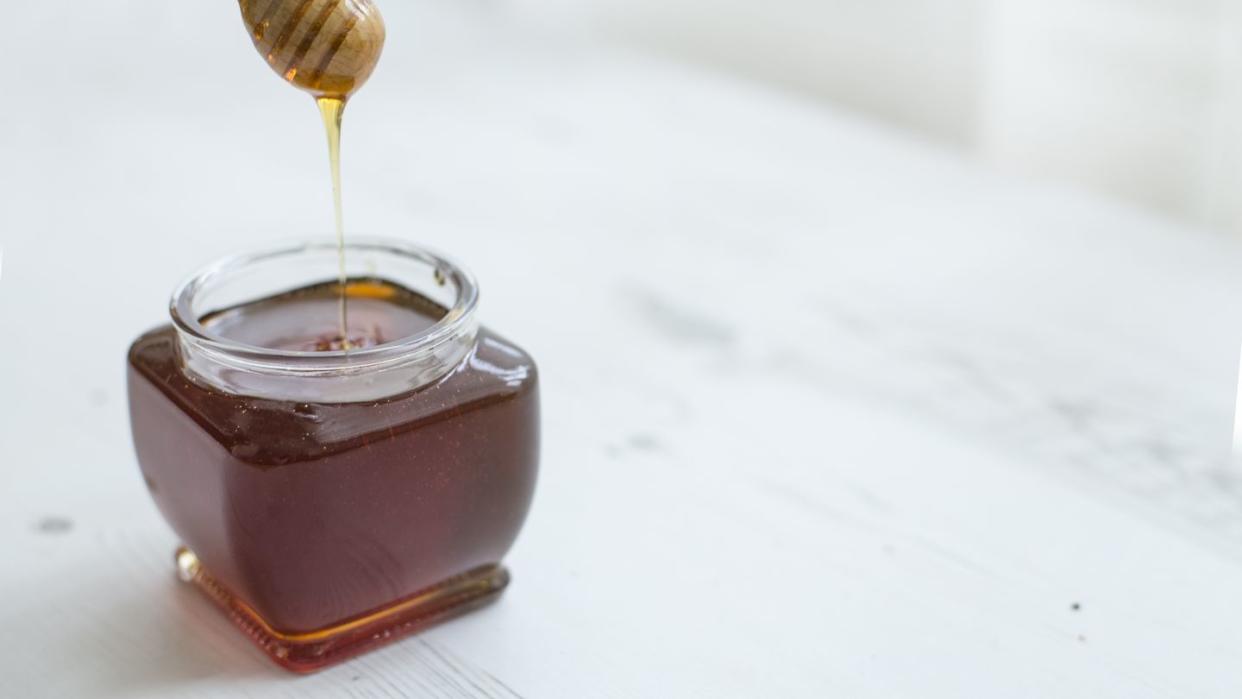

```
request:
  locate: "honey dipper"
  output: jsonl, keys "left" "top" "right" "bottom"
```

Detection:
{"left": 237, "top": 0, "right": 386, "bottom": 98}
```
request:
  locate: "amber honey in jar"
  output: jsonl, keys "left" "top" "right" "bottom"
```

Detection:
{"left": 126, "top": 238, "right": 539, "bottom": 672}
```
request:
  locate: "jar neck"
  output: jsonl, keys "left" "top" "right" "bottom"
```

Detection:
{"left": 169, "top": 238, "right": 480, "bottom": 403}
{"left": 175, "top": 319, "right": 478, "bottom": 403}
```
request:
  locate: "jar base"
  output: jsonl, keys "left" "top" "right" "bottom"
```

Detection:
{"left": 173, "top": 547, "right": 510, "bottom": 673}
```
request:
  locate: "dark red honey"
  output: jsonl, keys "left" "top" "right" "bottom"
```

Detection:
{"left": 127, "top": 279, "right": 539, "bottom": 671}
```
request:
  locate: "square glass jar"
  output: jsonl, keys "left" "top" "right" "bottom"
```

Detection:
{"left": 126, "top": 239, "right": 539, "bottom": 672}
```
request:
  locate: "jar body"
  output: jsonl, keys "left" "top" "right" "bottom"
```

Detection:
{"left": 125, "top": 239, "right": 539, "bottom": 672}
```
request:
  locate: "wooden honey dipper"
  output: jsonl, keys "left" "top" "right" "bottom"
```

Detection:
{"left": 237, "top": 0, "right": 386, "bottom": 98}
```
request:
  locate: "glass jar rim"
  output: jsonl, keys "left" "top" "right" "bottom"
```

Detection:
{"left": 169, "top": 237, "right": 479, "bottom": 376}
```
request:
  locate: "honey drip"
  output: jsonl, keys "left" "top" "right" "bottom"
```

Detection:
{"left": 316, "top": 96, "right": 350, "bottom": 348}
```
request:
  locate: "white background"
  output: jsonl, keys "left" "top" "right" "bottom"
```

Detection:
{"left": 518, "top": 0, "right": 1242, "bottom": 233}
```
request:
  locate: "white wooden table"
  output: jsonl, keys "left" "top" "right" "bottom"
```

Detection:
{"left": 4, "top": 2, "right": 1242, "bottom": 696}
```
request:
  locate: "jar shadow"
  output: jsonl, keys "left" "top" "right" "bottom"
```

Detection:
{"left": 54, "top": 569, "right": 283, "bottom": 695}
